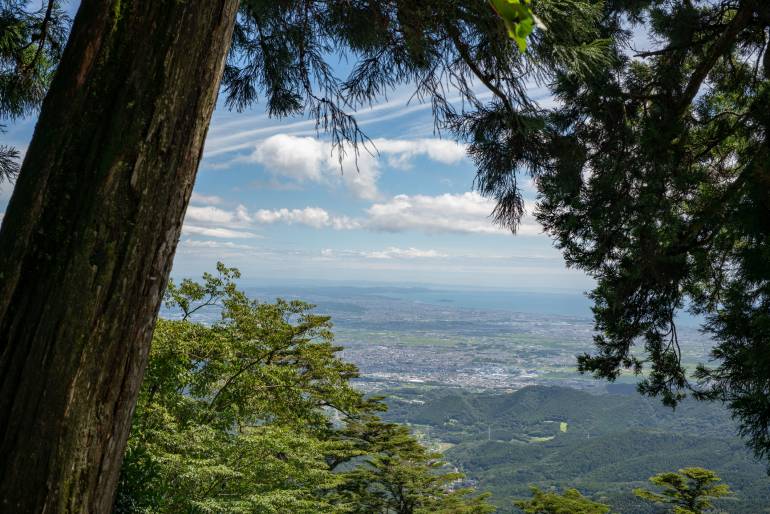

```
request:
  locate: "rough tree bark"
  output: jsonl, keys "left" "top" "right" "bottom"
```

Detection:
{"left": 0, "top": 0, "right": 239, "bottom": 512}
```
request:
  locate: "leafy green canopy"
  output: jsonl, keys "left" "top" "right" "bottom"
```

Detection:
{"left": 514, "top": 487, "right": 609, "bottom": 514}
{"left": 0, "top": 0, "right": 68, "bottom": 182}
{"left": 115, "top": 264, "right": 494, "bottom": 513}
{"left": 634, "top": 467, "right": 732, "bottom": 514}
{"left": 478, "top": 0, "right": 770, "bottom": 462}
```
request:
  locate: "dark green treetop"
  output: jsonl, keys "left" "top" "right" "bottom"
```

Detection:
{"left": 514, "top": 487, "right": 610, "bottom": 514}
{"left": 634, "top": 467, "right": 732, "bottom": 514}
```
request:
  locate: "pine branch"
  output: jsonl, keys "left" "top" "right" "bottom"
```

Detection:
{"left": 676, "top": 0, "right": 755, "bottom": 115}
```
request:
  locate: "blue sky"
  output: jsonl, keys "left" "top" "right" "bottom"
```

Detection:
{"left": 0, "top": 26, "right": 593, "bottom": 292}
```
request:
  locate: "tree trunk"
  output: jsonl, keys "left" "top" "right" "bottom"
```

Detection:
{"left": 0, "top": 1, "right": 238, "bottom": 512}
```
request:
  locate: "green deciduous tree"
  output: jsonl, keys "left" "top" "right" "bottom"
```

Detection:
{"left": 634, "top": 467, "right": 732, "bottom": 514}
{"left": 514, "top": 487, "right": 609, "bottom": 514}
{"left": 115, "top": 264, "right": 495, "bottom": 514}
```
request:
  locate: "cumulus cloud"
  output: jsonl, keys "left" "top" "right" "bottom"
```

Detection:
{"left": 246, "top": 134, "right": 468, "bottom": 201}
{"left": 250, "top": 134, "right": 327, "bottom": 182}
{"left": 253, "top": 207, "right": 361, "bottom": 230}
{"left": 186, "top": 205, "right": 236, "bottom": 225}
{"left": 365, "top": 192, "right": 498, "bottom": 235}
{"left": 365, "top": 192, "right": 540, "bottom": 235}
{"left": 183, "top": 201, "right": 360, "bottom": 237}
{"left": 248, "top": 134, "right": 380, "bottom": 201}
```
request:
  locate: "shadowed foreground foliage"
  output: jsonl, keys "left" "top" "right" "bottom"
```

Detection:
{"left": 114, "top": 264, "right": 493, "bottom": 513}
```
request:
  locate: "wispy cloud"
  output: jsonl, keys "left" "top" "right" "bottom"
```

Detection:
{"left": 181, "top": 239, "right": 257, "bottom": 250}
{"left": 203, "top": 90, "right": 425, "bottom": 158}
{"left": 190, "top": 192, "right": 224, "bottom": 205}
{"left": 321, "top": 247, "right": 447, "bottom": 260}
{"left": 182, "top": 225, "right": 257, "bottom": 239}
{"left": 370, "top": 138, "right": 466, "bottom": 169}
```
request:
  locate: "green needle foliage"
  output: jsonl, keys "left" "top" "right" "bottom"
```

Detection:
{"left": 634, "top": 467, "right": 732, "bottom": 514}
{"left": 0, "top": 0, "right": 68, "bottom": 182}
{"left": 225, "top": 0, "right": 608, "bottom": 172}
{"left": 114, "top": 263, "right": 494, "bottom": 513}
{"left": 514, "top": 487, "right": 610, "bottom": 514}
{"left": 472, "top": 0, "right": 770, "bottom": 463}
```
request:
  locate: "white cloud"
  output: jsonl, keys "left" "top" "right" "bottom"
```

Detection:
{"left": 181, "top": 193, "right": 538, "bottom": 238}
{"left": 365, "top": 192, "right": 502, "bottom": 235}
{"left": 185, "top": 204, "right": 252, "bottom": 226}
{"left": 250, "top": 134, "right": 327, "bottom": 182}
{"left": 186, "top": 205, "right": 237, "bottom": 225}
{"left": 190, "top": 192, "right": 223, "bottom": 205}
{"left": 248, "top": 134, "right": 381, "bottom": 201}
{"left": 362, "top": 247, "right": 447, "bottom": 259}
{"left": 180, "top": 239, "right": 256, "bottom": 250}
{"left": 320, "top": 247, "right": 447, "bottom": 260}
{"left": 372, "top": 138, "right": 467, "bottom": 169}
{"left": 253, "top": 207, "right": 361, "bottom": 230}
{"left": 245, "top": 134, "right": 467, "bottom": 201}
{"left": 182, "top": 225, "right": 256, "bottom": 239}
{"left": 234, "top": 205, "right": 252, "bottom": 223}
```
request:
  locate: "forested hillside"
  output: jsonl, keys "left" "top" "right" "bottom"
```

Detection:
{"left": 383, "top": 386, "right": 770, "bottom": 513}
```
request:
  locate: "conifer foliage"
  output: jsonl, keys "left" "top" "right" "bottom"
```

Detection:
{"left": 634, "top": 467, "right": 732, "bottom": 514}
{"left": 476, "top": 0, "right": 770, "bottom": 463}
{"left": 514, "top": 487, "right": 609, "bottom": 514}
{"left": 0, "top": 0, "right": 68, "bottom": 182}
